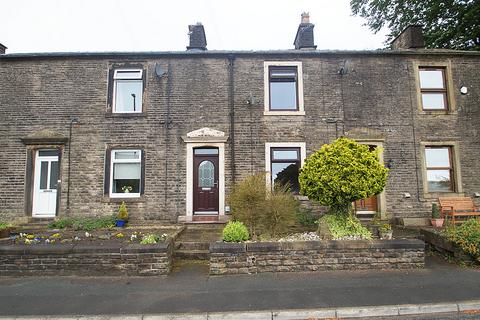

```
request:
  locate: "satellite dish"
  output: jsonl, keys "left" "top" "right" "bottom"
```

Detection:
{"left": 155, "top": 63, "right": 166, "bottom": 78}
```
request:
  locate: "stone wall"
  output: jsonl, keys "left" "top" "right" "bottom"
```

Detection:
{"left": 0, "top": 240, "right": 172, "bottom": 276}
{"left": 1, "top": 51, "right": 479, "bottom": 222}
{"left": 421, "top": 228, "right": 476, "bottom": 263}
{"left": 210, "top": 239, "right": 425, "bottom": 275}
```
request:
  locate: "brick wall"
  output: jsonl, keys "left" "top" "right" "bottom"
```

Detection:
{"left": 0, "top": 51, "right": 479, "bottom": 222}
{"left": 210, "top": 239, "right": 425, "bottom": 275}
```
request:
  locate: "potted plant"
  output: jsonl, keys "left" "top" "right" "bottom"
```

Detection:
{"left": 379, "top": 223, "right": 393, "bottom": 240}
{"left": 430, "top": 203, "right": 444, "bottom": 228}
{"left": 0, "top": 222, "right": 13, "bottom": 239}
{"left": 122, "top": 185, "right": 132, "bottom": 193}
{"left": 116, "top": 201, "right": 128, "bottom": 227}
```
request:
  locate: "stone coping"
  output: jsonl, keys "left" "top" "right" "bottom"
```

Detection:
{"left": 0, "top": 240, "right": 171, "bottom": 255}
{"left": 210, "top": 239, "right": 425, "bottom": 253}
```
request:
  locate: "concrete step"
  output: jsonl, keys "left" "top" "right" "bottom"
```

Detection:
{"left": 174, "top": 249, "right": 210, "bottom": 260}
{"left": 175, "top": 241, "right": 210, "bottom": 251}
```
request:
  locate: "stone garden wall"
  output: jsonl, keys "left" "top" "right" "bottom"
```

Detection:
{"left": 210, "top": 239, "right": 425, "bottom": 275}
{"left": 0, "top": 240, "right": 172, "bottom": 276}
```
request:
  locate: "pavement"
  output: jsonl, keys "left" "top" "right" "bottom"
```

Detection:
{"left": 0, "top": 255, "right": 479, "bottom": 318}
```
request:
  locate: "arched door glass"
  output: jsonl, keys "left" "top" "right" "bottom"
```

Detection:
{"left": 198, "top": 160, "right": 215, "bottom": 187}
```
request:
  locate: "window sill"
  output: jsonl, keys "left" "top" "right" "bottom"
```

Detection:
{"left": 419, "top": 110, "right": 457, "bottom": 116}
{"left": 422, "top": 191, "right": 464, "bottom": 200}
{"left": 103, "top": 196, "right": 146, "bottom": 203}
{"left": 105, "top": 112, "right": 147, "bottom": 118}
{"left": 263, "top": 111, "right": 305, "bottom": 116}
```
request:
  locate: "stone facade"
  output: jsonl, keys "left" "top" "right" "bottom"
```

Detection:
{"left": 210, "top": 240, "right": 425, "bottom": 275}
{"left": 0, "top": 48, "right": 479, "bottom": 223}
{"left": 0, "top": 241, "right": 172, "bottom": 276}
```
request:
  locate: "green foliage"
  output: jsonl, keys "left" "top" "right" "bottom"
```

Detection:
{"left": 319, "top": 214, "right": 372, "bottom": 240}
{"left": 48, "top": 216, "right": 115, "bottom": 231}
{"left": 379, "top": 223, "right": 392, "bottom": 233}
{"left": 432, "top": 203, "right": 441, "bottom": 219}
{"left": 295, "top": 208, "right": 319, "bottom": 229}
{"left": 299, "top": 137, "right": 388, "bottom": 215}
{"left": 228, "top": 173, "right": 266, "bottom": 237}
{"left": 444, "top": 219, "right": 480, "bottom": 262}
{"left": 262, "top": 185, "right": 299, "bottom": 238}
{"left": 117, "top": 201, "right": 129, "bottom": 221}
{"left": 140, "top": 234, "right": 161, "bottom": 244}
{"left": 222, "top": 221, "right": 250, "bottom": 242}
{"left": 350, "top": 0, "right": 480, "bottom": 51}
{"left": 0, "top": 222, "right": 13, "bottom": 230}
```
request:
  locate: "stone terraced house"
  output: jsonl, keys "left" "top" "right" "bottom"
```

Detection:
{"left": 0, "top": 15, "right": 479, "bottom": 225}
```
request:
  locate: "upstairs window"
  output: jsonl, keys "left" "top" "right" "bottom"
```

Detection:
{"left": 110, "top": 150, "right": 142, "bottom": 197}
{"left": 270, "top": 147, "right": 301, "bottom": 193}
{"left": 425, "top": 147, "right": 454, "bottom": 192}
{"left": 419, "top": 67, "right": 448, "bottom": 110}
{"left": 113, "top": 69, "right": 143, "bottom": 113}
{"left": 269, "top": 66, "right": 298, "bottom": 111}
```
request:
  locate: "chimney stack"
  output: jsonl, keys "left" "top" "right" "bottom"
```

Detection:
{"left": 391, "top": 25, "right": 425, "bottom": 50}
{"left": 187, "top": 23, "right": 207, "bottom": 51}
{"left": 294, "top": 12, "right": 316, "bottom": 50}
{"left": 0, "top": 43, "right": 6, "bottom": 54}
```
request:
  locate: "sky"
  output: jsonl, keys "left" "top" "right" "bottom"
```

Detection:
{"left": 0, "top": 0, "right": 389, "bottom": 53}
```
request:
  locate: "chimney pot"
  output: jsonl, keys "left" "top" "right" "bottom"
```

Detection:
{"left": 391, "top": 25, "right": 425, "bottom": 50}
{"left": 301, "top": 12, "right": 310, "bottom": 24}
{"left": 187, "top": 23, "right": 207, "bottom": 51}
{"left": 294, "top": 12, "right": 316, "bottom": 50}
{"left": 0, "top": 43, "right": 6, "bottom": 54}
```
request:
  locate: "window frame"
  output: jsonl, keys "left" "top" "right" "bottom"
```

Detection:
{"left": 424, "top": 146, "right": 454, "bottom": 193}
{"left": 112, "top": 68, "right": 144, "bottom": 114}
{"left": 419, "top": 67, "right": 448, "bottom": 111}
{"left": 265, "top": 142, "right": 306, "bottom": 192}
{"left": 264, "top": 61, "right": 305, "bottom": 116}
{"left": 109, "top": 149, "right": 142, "bottom": 198}
{"left": 268, "top": 66, "right": 299, "bottom": 111}
{"left": 270, "top": 147, "right": 301, "bottom": 192}
{"left": 420, "top": 141, "right": 463, "bottom": 198}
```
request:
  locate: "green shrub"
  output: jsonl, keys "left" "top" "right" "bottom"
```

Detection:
{"left": 0, "top": 222, "right": 13, "bottom": 230}
{"left": 299, "top": 137, "right": 388, "bottom": 216}
{"left": 262, "top": 185, "right": 299, "bottom": 237}
{"left": 379, "top": 223, "right": 392, "bottom": 233}
{"left": 444, "top": 219, "right": 480, "bottom": 262}
{"left": 117, "top": 202, "right": 129, "bottom": 221}
{"left": 140, "top": 234, "right": 161, "bottom": 244}
{"left": 222, "top": 221, "right": 249, "bottom": 242}
{"left": 228, "top": 173, "right": 266, "bottom": 237}
{"left": 432, "top": 203, "right": 441, "bottom": 219}
{"left": 295, "top": 208, "right": 318, "bottom": 229}
{"left": 48, "top": 216, "right": 115, "bottom": 231}
{"left": 319, "top": 214, "right": 372, "bottom": 240}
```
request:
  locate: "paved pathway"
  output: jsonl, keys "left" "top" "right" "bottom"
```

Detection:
{"left": 0, "top": 255, "right": 478, "bottom": 317}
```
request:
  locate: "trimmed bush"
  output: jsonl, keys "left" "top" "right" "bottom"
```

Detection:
{"left": 299, "top": 137, "right": 388, "bottom": 216}
{"left": 48, "top": 216, "right": 115, "bottom": 231}
{"left": 444, "top": 219, "right": 480, "bottom": 262}
{"left": 223, "top": 221, "right": 249, "bottom": 242}
{"left": 118, "top": 201, "right": 129, "bottom": 221}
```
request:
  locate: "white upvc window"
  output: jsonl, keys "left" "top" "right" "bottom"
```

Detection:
{"left": 264, "top": 61, "right": 305, "bottom": 116}
{"left": 110, "top": 149, "right": 142, "bottom": 198}
{"left": 113, "top": 69, "right": 143, "bottom": 113}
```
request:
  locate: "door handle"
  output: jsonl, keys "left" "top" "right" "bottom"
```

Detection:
{"left": 213, "top": 181, "right": 219, "bottom": 187}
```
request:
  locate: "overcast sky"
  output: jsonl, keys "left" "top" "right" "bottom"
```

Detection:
{"left": 1, "top": 0, "right": 389, "bottom": 53}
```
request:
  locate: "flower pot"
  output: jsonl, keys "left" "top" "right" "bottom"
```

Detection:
{"left": 0, "top": 228, "right": 11, "bottom": 239}
{"left": 380, "top": 231, "right": 393, "bottom": 240}
{"left": 431, "top": 218, "right": 444, "bottom": 228}
{"left": 115, "top": 220, "right": 126, "bottom": 228}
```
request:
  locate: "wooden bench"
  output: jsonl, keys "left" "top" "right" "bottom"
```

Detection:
{"left": 439, "top": 197, "right": 480, "bottom": 225}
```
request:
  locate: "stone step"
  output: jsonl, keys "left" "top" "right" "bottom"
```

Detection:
{"left": 174, "top": 249, "right": 210, "bottom": 260}
{"left": 175, "top": 241, "right": 210, "bottom": 251}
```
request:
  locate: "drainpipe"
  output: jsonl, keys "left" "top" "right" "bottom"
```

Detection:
{"left": 228, "top": 54, "right": 236, "bottom": 184}
{"left": 66, "top": 116, "right": 79, "bottom": 213}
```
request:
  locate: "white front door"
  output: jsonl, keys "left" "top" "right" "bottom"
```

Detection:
{"left": 32, "top": 150, "right": 59, "bottom": 217}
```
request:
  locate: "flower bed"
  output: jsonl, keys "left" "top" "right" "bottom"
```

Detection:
{"left": 421, "top": 227, "right": 478, "bottom": 263}
{"left": 210, "top": 239, "right": 425, "bottom": 275}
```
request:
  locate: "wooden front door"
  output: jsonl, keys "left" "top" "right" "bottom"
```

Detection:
{"left": 193, "top": 148, "right": 219, "bottom": 214}
{"left": 355, "top": 196, "right": 378, "bottom": 213}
